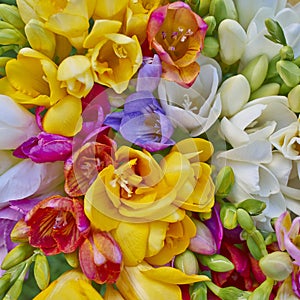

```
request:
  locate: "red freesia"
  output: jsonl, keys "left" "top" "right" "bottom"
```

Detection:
{"left": 79, "top": 230, "right": 122, "bottom": 284}
{"left": 25, "top": 195, "right": 90, "bottom": 255}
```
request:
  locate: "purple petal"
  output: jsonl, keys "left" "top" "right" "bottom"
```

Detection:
{"left": 104, "top": 111, "right": 124, "bottom": 131}
{"left": 292, "top": 268, "right": 300, "bottom": 298}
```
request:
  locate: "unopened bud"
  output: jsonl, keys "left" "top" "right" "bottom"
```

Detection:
{"left": 259, "top": 251, "right": 293, "bottom": 281}
{"left": 264, "top": 232, "right": 277, "bottom": 245}
{"left": 184, "top": 0, "right": 200, "bottom": 14}
{"left": 198, "top": 253, "right": 234, "bottom": 272}
{"left": 1, "top": 243, "right": 34, "bottom": 270}
{"left": 198, "top": 0, "right": 211, "bottom": 15}
{"left": 266, "top": 54, "right": 281, "bottom": 80}
{"left": 190, "top": 281, "right": 207, "bottom": 300}
{"left": 203, "top": 16, "right": 216, "bottom": 35}
{"left": 3, "top": 277, "right": 23, "bottom": 300}
{"left": 250, "top": 83, "right": 280, "bottom": 100}
{"left": 64, "top": 250, "right": 79, "bottom": 268}
{"left": 34, "top": 254, "right": 50, "bottom": 290}
{"left": 264, "top": 18, "right": 286, "bottom": 46}
{"left": 294, "top": 55, "right": 300, "bottom": 67}
{"left": 209, "top": 0, "right": 238, "bottom": 25}
{"left": 248, "top": 277, "right": 274, "bottom": 300}
{"left": 202, "top": 36, "right": 219, "bottom": 58}
{"left": 246, "top": 230, "right": 267, "bottom": 260}
{"left": 215, "top": 166, "right": 235, "bottom": 198}
{"left": 236, "top": 208, "right": 255, "bottom": 232}
{"left": 0, "top": 21, "right": 27, "bottom": 46}
{"left": 241, "top": 55, "right": 269, "bottom": 92}
{"left": 206, "top": 281, "right": 251, "bottom": 299}
{"left": 0, "top": 4, "right": 25, "bottom": 29}
{"left": 174, "top": 250, "right": 199, "bottom": 275}
{"left": 288, "top": 85, "right": 300, "bottom": 113}
{"left": 10, "top": 219, "right": 30, "bottom": 243}
{"left": 220, "top": 203, "right": 237, "bottom": 229}
{"left": 280, "top": 45, "right": 294, "bottom": 61}
{"left": 279, "top": 82, "right": 293, "bottom": 95}
{"left": 237, "top": 199, "right": 266, "bottom": 216}
{"left": 0, "top": 273, "right": 11, "bottom": 295}
{"left": 276, "top": 60, "right": 300, "bottom": 87}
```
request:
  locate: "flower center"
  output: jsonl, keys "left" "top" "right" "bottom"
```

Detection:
{"left": 53, "top": 211, "right": 69, "bottom": 229}
{"left": 113, "top": 43, "right": 127, "bottom": 58}
{"left": 182, "top": 94, "right": 198, "bottom": 113}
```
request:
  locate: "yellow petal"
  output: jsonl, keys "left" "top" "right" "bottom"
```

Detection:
{"left": 113, "top": 222, "right": 149, "bottom": 266}
{"left": 104, "top": 284, "right": 125, "bottom": 300}
{"left": 43, "top": 95, "right": 82, "bottom": 136}
{"left": 145, "top": 221, "right": 168, "bottom": 257}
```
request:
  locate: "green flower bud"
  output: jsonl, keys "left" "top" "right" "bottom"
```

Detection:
{"left": 236, "top": 208, "right": 255, "bottom": 232}
{"left": 209, "top": 0, "right": 238, "bottom": 25}
{"left": 266, "top": 54, "right": 281, "bottom": 80}
{"left": 279, "top": 82, "right": 293, "bottom": 95}
{"left": 2, "top": 278, "right": 23, "bottom": 300}
{"left": 280, "top": 45, "right": 294, "bottom": 61}
{"left": 250, "top": 83, "right": 280, "bottom": 100}
{"left": 0, "top": 21, "right": 27, "bottom": 46}
{"left": 246, "top": 230, "right": 268, "bottom": 260}
{"left": 0, "top": 4, "right": 25, "bottom": 30}
{"left": 264, "top": 232, "right": 277, "bottom": 245}
{"left": 241, "top": 54, "right": 269, "bottom": 92}
{"left": 34, "top": 254, "right": 50, "bottom": 290}
{"left": 10, "top": 219, "right": 29, "bottom": 243}
{"left": 237, "top": 199, "right": 266, "bottom": 216}
{"left": 202, "top": 36, "right": 219, "bottom": 58}
{"left": 64, "top": 251, "right": 79, "bottom": 268}
{"left": 288, "top": 85, "right": 300, "bottom": 113}
{"left": 190, "top": 281, "right": 207, "bottom": 300}
{"left": 259, "top": 251, "right": 293, "bottom": 281}
{"left": 215, "top": 166, "right": 235, "bottom": 198}
{"left": 220, "top": 203, "right": 238, "bottom": 230}
{"left": 294, "top": 55, "right": 300, "bottom": 67}
{"left": 198, "top": 0, "right": 211, "bottom": 16}
{"left": 248, "top": 277, "right": 274, "bottom": 300}
{"left": 264, "top": 18, "right": 286, "bottom": 46}
{"left": 276, "top": 60, "right": 300, "bottom": 87}
{"left": 203, "top": 16, "right": 216, "bottom": 35}
{"left": 198, "top": 253, "right": 234, "bottom": 272}
{"left": 1, "top": 243, "right": 34, "bottom": 270}
{"left": 174, "top": 250, "right": 199, "bottom": 275}
{"left": 25, "top": 19, "right": 56, "bottom": 58}
{"left": 0, "top": 273, "right": 11, "bottom": 295}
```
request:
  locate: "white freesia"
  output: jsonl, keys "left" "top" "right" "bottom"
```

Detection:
{"left": 0, "top": 95, "right": 39, "bottom": 149}
{"left": 218, "top": 19, "right": 247, "bottom": 65}
{"left": 219, "top": 74, "right": 250, "bottom": 117}
{"left": 240, "top": 1, "right": 300, "bottom": 65}
{"left": 158, "top": 55, "right": 222, "bottom": 136}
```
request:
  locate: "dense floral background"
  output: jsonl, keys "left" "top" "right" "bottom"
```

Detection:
{"left": 0, "top": 0, "right": 300, "bottom": 299}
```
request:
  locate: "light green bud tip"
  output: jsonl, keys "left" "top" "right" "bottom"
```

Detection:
{"left": 250, "top": 83, "right": 280, "bottom": 100}
{"left": 198, "top": 0, "right": 211, "bottom": 16}
{"left": 34, "top": 254, "right": 50, "bottom": 290}
{"left": 203, "top": 16, "right": 217, "bottom": 35}
{"left": 288, "top": 85, "right": 300, "bottom": 113}
{"left": 280, "top": 45, "right": 294, "bottom": 61}
{"left": 264, "top": 18, "right": 286, "bottom": 46}
{"left": 174, "top": 250, "right": 199, "bottom": 275}
{"left": 209, "top": 0, "right": 238, "bottom": 25}
{"left": 259, "top": 251, "right": 293, "bottom": 281}
{"left": 248, "top": 277, "right": 274, "bottom": 300}
{"left": 202, "top": 36, "right": 219, "bottom": 58}
{"left": 241, "top": 54, "right": 269, "bottom": 92}
{"left": 237, "top": 208, "right": 255, "bottom": 231}
{"left": 199, "top": 253, "right": 234, "bottom": 272}
{"left": 220, "top": 203, "right": 238, "bottom": 230}
{"left": 0, "top": 4, "right": 25, "bottom": 30}
{"left": 190, "top": 282, "right": 207, "bottom": 300}
{"left": 215, "top": 166, "right": 235, "bottom": 198}
{"left": 237, "top": 199, "right": 266, "bottom": 216}
{"left": 276, "top": 60, "right": 300, "bottom": 87}
{"left": 0, "top": 273, "right": 12, "bottom": 295}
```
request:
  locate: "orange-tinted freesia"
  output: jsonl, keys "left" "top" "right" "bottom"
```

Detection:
{"left": 25, "top": 195, "right": 90, "bottom": 255}
{"left": 147, "top": 1, "right": 207, "bottom": 87}
{"left": 79, "top": 229, "right": 122, "bottom": 284}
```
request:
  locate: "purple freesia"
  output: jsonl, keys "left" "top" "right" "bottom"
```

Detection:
{"left": 13, "top": 132, "right": 73, "bottom": 163}
{"left": 104, "top": 90, "right": 175, "bottom": 152}
{"left": 136, "top": 55, "right": 162, "bottom": 92}
{"left": 292, "top": 267, "right": 300, "bottom": 298}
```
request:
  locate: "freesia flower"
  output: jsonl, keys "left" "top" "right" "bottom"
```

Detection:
{"left": 33, "top": 269, "right": 104, "bottom": 300}
{"left": 104, "top": 90, "right": 175, "bottom": 152}
{"left": 79, "top": 229, "right": 122, "bottom": 284}
{"left": 92, "top": 0, "right": 127, "bottom": 21}
{"left": 147, "top": 1, "right": 208, "bottom": 87}
{"left": 25, "top": 195, "right": 90, "bottom": 255}
{"left": 0, "top": 95, "right": 39, "bottom": 150}
{"left": 115, "top": 261, "right": 209, "bottom": 300}
{"left": 158, "top": 55, "right": 222, "bottom": 136}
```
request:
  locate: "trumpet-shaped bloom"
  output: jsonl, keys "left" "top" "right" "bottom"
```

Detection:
{"left": 115, "top": 261, "right": 209, "bottom": 300}
{"left": 104, "top": 90, "right": 175, "bottom": 152}
{"left": 33, "top": 269, "right": 104, "bottom": 300}
{"left": 158, "top": 55, "right": 222, "bottom": 136}
{"left": 147, "top": 1, "right": 208, "bottom": 87}
{"left": 79, "top": 230, "right": 122, "bottom": 284}
{"left": 25, "top": 195, "right": 90, "bottom": 255}
{"left": 0, "top": 95, "right": 39, "bottom": 149}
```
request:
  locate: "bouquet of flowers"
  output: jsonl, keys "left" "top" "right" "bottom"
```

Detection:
{"left": 0, "top": 0, "right": 299, "bottom": 299}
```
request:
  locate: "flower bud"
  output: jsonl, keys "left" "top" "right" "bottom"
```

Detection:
{"left": 64, "top": 251, "right": 79, "bottom": 268}
{"left": 280, "top": 45, "right": 294, "bottom": 61}
{"left": 264, "top": 18, "right": 286, "bottom": 45}
{"left": 10, "top": 219, "right": 30, "bottom": 243}
{"left": 264, "top": 232, "right": 277, "bottom": 245}
{"left": 174, "top": 250, "right": 199, "bottom": 275}
{"left": 203, "top": 16, "right": 216, "bottom": 35}
{"left": 294, "top": 55, "right": 300, "bottom": 67}
{"left": 34, "top": 254, "right": 50, "bottom": 290}
{"left": 0, "top": 21, "right": 27, "bottom": 46}
{"left": 279, "top": 82, "right": 293, "bottom": 95}
{"left": 266, "top": 54, "right": 280, "bottom": 80}
{"left": 259, "top": 251, "right": 293, "bottom": 281}
{"left": 218, "top": 19, "right": 247, "bottom": 65}
{"left": 219, "top": 74, "right": 250, "bottom": 117}
{"left": 248, "top": 277, "right": 274, "bottom": 300}
{"left": 237, "top": 199, "right": 266, "bottom": 216}
{"left": 205, "top": 281, "right": 251, "bottom": 299}
{"left": 220, "top": 203, "right": 238, "bottom": 229}
{"left": 236, "top": 208, "right": 255, "bottom": 232}
{"left": 209, "top": 0, "right": 238, "bottom": 25}
{"left": 276, "top": 60, "right": 300, "bottom": 87}
{"left": 190, "top": 281, "right": 207, "bottom": 300}
{"left": 202, "top": 36, "right": 219, "bottom": 58}
{"left": 241, "top": 55, "right": 269, "bottom": 92}
{"left": 1, "top": 243, "right": 34, "bottom": 270}
{"left": 198, "top": 0, "right": 211, "bottom": 15}
{"left": 0, "top": 4, "right": 25, "bottom": 30}
{"left": 0, "top": 273, "right": 11, "bottom": 295}
{"left": 250, "top": 83, "right": 280, "bottom": 100}
{"left": 288, "top": 85, "right": 300, "bottom": 113}
{"left": 199, "top": 253, "right": 234, "bottom": 272}
{"left": 3, "top": 277, "right": 24, "bottom": 300}
{"left": 25, "top": 19, "right": 56, "bottom": 58}
{"left": 215, "top": 166, "right": 235, "bottom": 198}
{"left": 246, "top": 230, "right": 267, "bottom": 260}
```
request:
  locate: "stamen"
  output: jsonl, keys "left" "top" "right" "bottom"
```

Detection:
{"left": 182, "top": 94, "right": 197, "bottom": 112}
{"left": 53, "top": 211, "right": 68, "bottom": 229}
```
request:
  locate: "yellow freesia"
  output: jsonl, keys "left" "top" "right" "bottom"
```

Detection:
{"left": 116, "top": 261, "right": 209, "bottom": 300}
{"left": 57, "top": 55, "right": 94, "bottom": 98}
{"left": 104, "top": 285, "right": 125, "bottom": 300}
{"left": 93, "top": 0, "right": 128, "bottom": 21}
{"left": 34, "top": 269, "right": 104, "bottom": 300}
